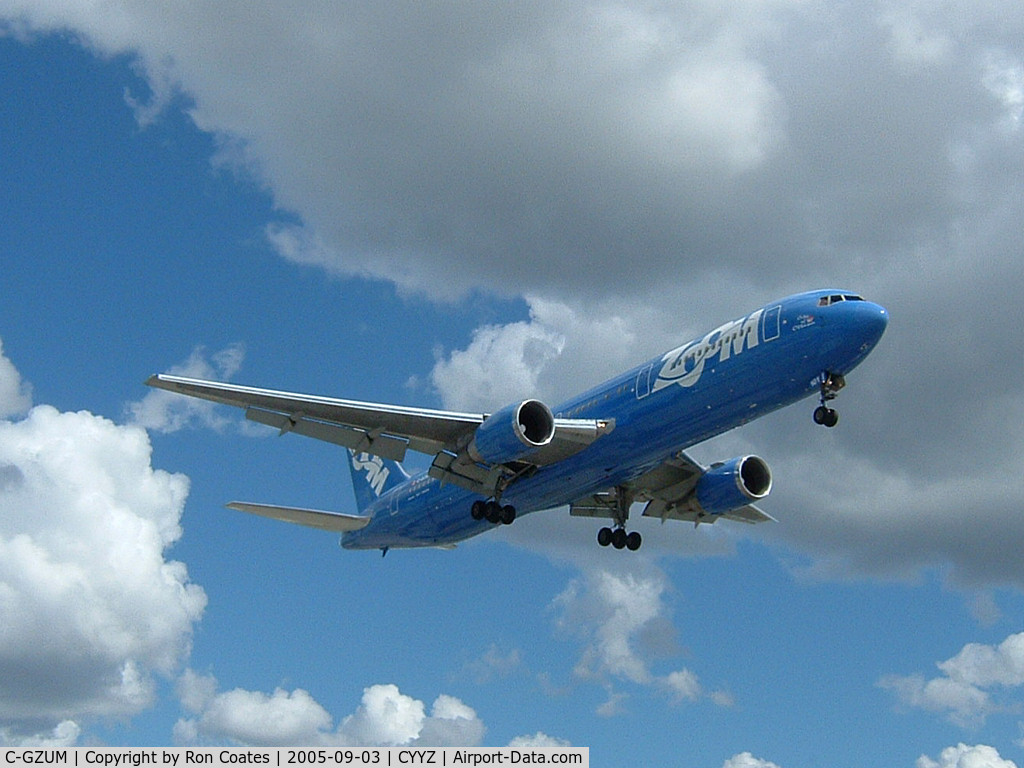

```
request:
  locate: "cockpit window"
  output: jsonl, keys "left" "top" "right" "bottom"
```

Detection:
{"left": 818, "top": 294, "right": 866, "bottom": 307}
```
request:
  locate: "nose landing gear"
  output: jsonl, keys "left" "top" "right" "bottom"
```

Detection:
{"left": 813, "top": 371, "right": 845, "bottom": 428}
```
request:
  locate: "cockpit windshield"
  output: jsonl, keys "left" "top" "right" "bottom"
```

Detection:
{"left": 818, "top": 294, "right": 865, "bottom": 307}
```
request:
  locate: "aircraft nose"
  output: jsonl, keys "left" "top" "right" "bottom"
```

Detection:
{"left": 848, "top": 299, "right": 889, "bottom": 354}
{"left": 862, "top": 301, "right": 888, "bottom": 341}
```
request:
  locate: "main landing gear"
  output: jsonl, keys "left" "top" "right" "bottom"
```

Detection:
{"left": 596, "top": 486, "right": 642, "bottom": 551}
{"left": 471, "top": 499, "right": 516, "bottom": 525}
{"left": 597, "top": 526, "right": 642, "bottom": 551}
{"left": 813, "top": 371, "right": 845, "bottom": 428}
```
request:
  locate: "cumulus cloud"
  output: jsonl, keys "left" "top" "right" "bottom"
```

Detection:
{"left": 880, "top": 632, "right": 1024, "bottom": 728}
{"left": 551, "top": 563, "right": 730, "bottom": 715}
{"left": 0, "top": 1, "right": 814, "bottom": 301}
{"left": 0, "top": 721, "right": 81, "bottom": 748}
{"left": 0, "top": 353, "right": 206, "bottom": 740}
{"left": 0, "top": 338, "right": 31, "bottom": 419}
{"left": 917, "top": 743, "right": 1018, "bottom": 768}
{"left": 175, "top": 674, "right": 527, "bottom": 748}
{"left": 430, "top": 293, "right": 687, "bottom": 412}
{"left": 128, "top": 343, "right": 244, "bottom": 433}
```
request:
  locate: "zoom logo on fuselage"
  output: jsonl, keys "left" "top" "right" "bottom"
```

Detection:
{"left": 654, "top": 309, "right": 764, "bottom": 392}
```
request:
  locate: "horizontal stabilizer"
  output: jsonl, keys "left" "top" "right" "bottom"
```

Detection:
{"left": 226, "top": 501, "right": 372, "bottom": 532}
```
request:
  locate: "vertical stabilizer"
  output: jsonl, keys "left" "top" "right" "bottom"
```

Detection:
{"left": 347, "top": 450, "right": 409, "bottom": 512}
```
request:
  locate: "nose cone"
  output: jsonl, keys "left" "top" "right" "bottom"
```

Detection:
{"left": 858, "top": 300, "right": 889, "bottom": 350}
{"left": 837, "top": 299, "right": 888, "bottom": 370}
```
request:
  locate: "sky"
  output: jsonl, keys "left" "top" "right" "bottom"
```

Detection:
{"left": 1, "top": 1, "right": 1024, "bottom": 765}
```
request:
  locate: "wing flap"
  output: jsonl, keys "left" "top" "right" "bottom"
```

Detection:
{"left": 722, "top": 504, "right": 777, "bottom": 524}
{"left": 226, "top": 501, "right": 372, "bottom": 532}
{"left": 245, "top": 408, "right": 419, "bottom": 462}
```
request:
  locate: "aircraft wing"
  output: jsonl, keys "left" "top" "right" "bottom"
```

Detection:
{"left": 146, "top": 374, "right": 483, "bottom": 461}
{"left": 145, "top": 374, "right": 612, "bottom": 496}
{"left": 635, "top": 451, "right": 775, "bottom": 524}
{"left": 570, "top": 451, "right": 776, "bottom": 526}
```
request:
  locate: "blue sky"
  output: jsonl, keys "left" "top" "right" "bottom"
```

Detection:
{"left": 2, "top": 4, "right": 1024, "bottom": 767}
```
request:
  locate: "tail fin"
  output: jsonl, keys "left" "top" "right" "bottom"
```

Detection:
{"left": 347, "top": 450, "right": 409, "bottom": 512}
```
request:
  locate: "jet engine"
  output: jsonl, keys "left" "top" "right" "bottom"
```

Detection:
{"left": 694, "top": 455, "right": 772, "bottom": 516}
{"left": 468, "top": 400, "right": 555, "bottom": 465}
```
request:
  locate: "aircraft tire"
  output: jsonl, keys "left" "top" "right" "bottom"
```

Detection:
{"left": 626, "top": 531, "right": 642, "bottom": 551}
{"left": 612, "top": 528, "right": 627, "bottom": 549}
{"left": 471, "top": 500, "right": 487, "bottom": 520}
{"left": 485, "top": 501, "right": 503, "bottom": 524}
{"left": 597, "top": 527, "right": 613, "bottom": 547}
{"left": 501, "top": 505, "right": 516, "bottom": 525}
{"left": 814, "top": 406, "right": 839, "bottom": 427}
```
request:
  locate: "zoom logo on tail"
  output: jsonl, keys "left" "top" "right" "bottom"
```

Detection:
{"left": 351, "top": 451, "right": 390, "bottom": 496}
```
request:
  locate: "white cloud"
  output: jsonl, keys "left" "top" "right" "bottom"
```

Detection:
{"left": 338, "top": 684, "right": 427, "bottom": 747}
{"left": 551, "top": 563, "right": 731, "bottom": 714}
{"left": 431, "top": 312, "right": 565, "bottom": 413}
{"left": 186, "top": 686, "right": 332, "bottom": 747}
{"left": 176, "top": 676, "right": 487, "bottom": 748}
{"left": 0, "top": 338, "right": 31, "bottom": 419}
{"left": 662, "top": 669, "right": 702, "bottom": 703}
{"left": 880, "top": 632, "right": 1024, "bottom": 728}
{"left": 507, "top": 732, "right": 571, "bottom": 748}
{"left": 722, "top": 754, "right": 783, "bottom": 768}
{"left": 917, "top": 743, "right": 1018, "bottom": 768}
{"left": 0, "top": 354, "right": 205, "bottom": 738}
{"left": 430, "top": 292, "right": 691, "bottom": 412}
{"left": 0, "top": 720, "right": 81, "bottom": 748}
{"left": 0, "top": 0, "right": 794, "bottom": 301}
{"left": 128, "top": 343, "right": 245, "bottom": 433}
{"left": 462, "top": 645, "right": 523, "bottom": 685}
{"left": 878, "top": 5, "right": 954, "bottom": 68}
{"left": 982, "top": 50, "right": 1024, "bottom": 130}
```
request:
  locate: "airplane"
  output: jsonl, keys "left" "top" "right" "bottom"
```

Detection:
{"left": 146, "top": 289, "right": 888, "bottom": 553}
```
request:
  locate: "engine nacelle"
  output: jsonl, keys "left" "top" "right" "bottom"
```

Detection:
{"left": 694, "top": 455, "right": 772, "bottom": 516}
{"left": 467, "top": 400, "right": 555, "bottom": 465}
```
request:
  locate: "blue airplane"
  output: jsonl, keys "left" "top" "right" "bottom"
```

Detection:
{"left": 147, "top": 289, "right": 887, "bottom": 553}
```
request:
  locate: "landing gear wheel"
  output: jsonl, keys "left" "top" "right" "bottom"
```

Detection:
{"left": 471, "top": 500, "right": 487, "bottom": 520}
{"left": 626, "top": 531, "right": 642, "bottom": 551}
{"left": 814, "top": 371, "right": 845, "bottom": 428}
{"left": 485, "top": 501, "right": 503, "bottom": 524}
{"left": 813, "top": 406, "right": 839, "bottom": 428}
{"left": 611, "top": 528, "right": 627, "bottom": 549}
{"left": 597, "top": 527, "right": 613, "bottom": 547}
{"left": 500, "top": 505, "right": 517, "bottom": 525}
